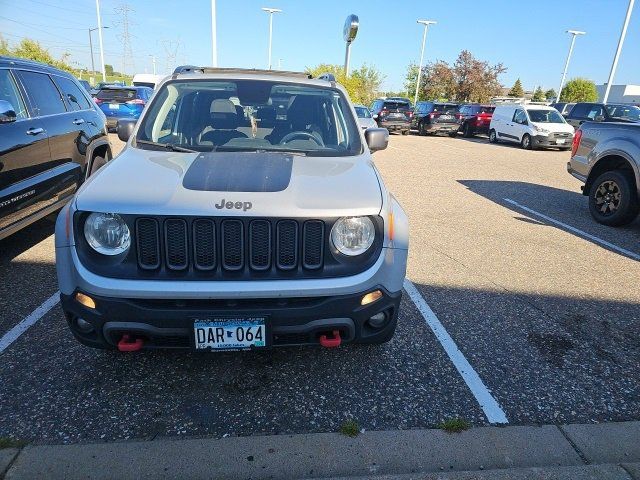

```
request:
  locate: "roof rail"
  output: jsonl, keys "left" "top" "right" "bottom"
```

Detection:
{"left": 317, "top": 72, "right": 336, "bottom": 82}
{"left": 172, "top": 66, "right": 312, "bottom": 78}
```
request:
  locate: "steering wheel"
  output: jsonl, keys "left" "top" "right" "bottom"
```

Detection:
{"left": 280, "top": 131, "right": 324, "bottom": 147}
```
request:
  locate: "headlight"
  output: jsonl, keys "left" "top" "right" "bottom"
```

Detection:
{"left": 330, "top": 216, "right": 375, "bottom": 256}
{"left": 84, "top": 213, "right": 131, "bottom": 255}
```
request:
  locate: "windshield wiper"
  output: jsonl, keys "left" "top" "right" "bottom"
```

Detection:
{"left": 135, "top": 139, "right": 197, "bottom": 153}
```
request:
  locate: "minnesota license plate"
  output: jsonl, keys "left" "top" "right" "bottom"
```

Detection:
{"left": 556, "top": 139, "right": 566, "bottom": 144}
{"left": 194, "top": 318, "right": 266, "bottom": 350}
{"left": 109, "top": 103, "right": 120, "bottom": 110}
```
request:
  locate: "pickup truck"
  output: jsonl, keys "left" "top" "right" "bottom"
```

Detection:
{"left": 565, "top": 103, "right": 640, "bottom": 130}
{"left": 568, "top": 122, "right": 640, "bottom": 226}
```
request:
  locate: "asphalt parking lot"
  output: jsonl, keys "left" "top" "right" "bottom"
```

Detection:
{"left": 0, "top": 132, "right": 639, "bottom": 445}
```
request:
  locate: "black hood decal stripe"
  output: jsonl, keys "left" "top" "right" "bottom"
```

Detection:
{"left": 182, "top": 152, "right": 293, "bottom": 192}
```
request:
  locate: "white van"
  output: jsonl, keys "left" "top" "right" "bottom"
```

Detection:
{"left": 131, "top": 73, "right": 165, "bottom": 89}
{"left": 489, "top": 104, "right": 574, "bottom": 150}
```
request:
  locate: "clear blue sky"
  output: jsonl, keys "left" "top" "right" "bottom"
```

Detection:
{"left": 1, "top": 0, "right": 638, "bottom": 93}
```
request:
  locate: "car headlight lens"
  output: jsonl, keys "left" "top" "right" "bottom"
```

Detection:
{"left": 84, "top": 213, "right": 131, "bottom": 255}
{"left": 330, "top": 216, "right": 375, "bottom": 256}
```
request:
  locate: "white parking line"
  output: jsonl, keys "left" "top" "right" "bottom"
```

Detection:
{"left": 403, "top": 279, "right": 509, "bottom": 424}
{"left": 504, "top": 198, "right": 640, "bottom": 261}
{"left": 0, "top": 291, "right": 60, "bottom": 354}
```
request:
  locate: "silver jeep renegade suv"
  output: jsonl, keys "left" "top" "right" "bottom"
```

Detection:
{"left": 55, "top": 67, "right": 409, "bottom": 352}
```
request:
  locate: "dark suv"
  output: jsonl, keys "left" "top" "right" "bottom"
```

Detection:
{"left": 456, "top": 104, "right": 495, "bottom": 137}
{"left": 411, "top": 101, "right": 459, "bottom": 136}
{"left": 369, "top": 98, "right": 412, "bottom": 135}
{"left": 565, "top": 102, "right": 640, "bottom": 129}
{"left": 0, "top": 56, "right": 111, "bottom": 240}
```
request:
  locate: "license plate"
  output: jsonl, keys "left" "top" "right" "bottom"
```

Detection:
{"left": 109, "top": 103, "right": 120, "bottom": 110}
{"left": 556, "top": 139, "right": 566, "bottom": 144}
{"left": 440, "top": 115, "right": 453, "bottom": 120}
{"left": 194, "top": 318, "right": 266, "bottom": 350}
{"left": 390, "top": 113, "right": 403, "bottom": 118}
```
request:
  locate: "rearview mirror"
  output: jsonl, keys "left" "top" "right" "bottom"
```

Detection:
{"left": 365, "top": 127, "right": 389, "bottom": 153}
{"left": 116, "top": 118, "right": 137, "bottom": 142}
{"left": 0, "top": 100, "right": 17, "bottom": 124}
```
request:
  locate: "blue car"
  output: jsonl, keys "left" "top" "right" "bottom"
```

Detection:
{"left": 94, "top": 85, "right": 152, "bottom": 131}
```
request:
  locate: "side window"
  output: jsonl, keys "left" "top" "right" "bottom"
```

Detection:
{"left": 513, "top": 109, "right": 527, "bottom": 124}
{"left": 55, "top": 76, "right": 92, "bottom": 111}
{"left": 570, "top": 104, "right": 589, "bottom": 118}
{"left": 17, "top": 71, "right": 67, "bottom": 117}
{"left": 0, "top": 69, "right": 28, "bottom": 120}
{"left": 586, "top": 105, "right": 604, "bottom": 120}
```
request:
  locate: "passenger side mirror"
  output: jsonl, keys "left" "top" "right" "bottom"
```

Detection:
{"left": 0, "top": 100, "right": 17, "bottom": 124}
{"left": 116, "top": 118, "right": 137, "bottom": 142}
{"left": 365, "top": 127, "right": 389, "bottom": 153}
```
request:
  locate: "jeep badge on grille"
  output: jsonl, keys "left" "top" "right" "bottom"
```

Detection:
{"left": 215, "top": 199, "right": 253, "bottom": 211}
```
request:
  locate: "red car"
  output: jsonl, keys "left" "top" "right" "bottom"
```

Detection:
{"left": 456, "top": 104, "right": 495, "bottom": 137}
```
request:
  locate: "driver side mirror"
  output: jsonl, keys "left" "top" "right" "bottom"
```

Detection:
{"left": 0, "top": 100, "right": 17, "bottom": 124}
{"left": 365, "top": 127, "right": 389, "bottom": 153}
{"left": 116, "top": 118, "right": 137, "bottom": 142}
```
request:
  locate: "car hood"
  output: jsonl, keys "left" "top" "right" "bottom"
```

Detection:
{"left": 75, "top": 147, "right": 383, "bottom": 217}
{"left": 532, "top": 122, "right": 574, "bottom": 134}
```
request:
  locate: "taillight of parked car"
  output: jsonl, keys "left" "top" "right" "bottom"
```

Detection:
{"left": 126, "top": 99, "right": 145, "bottom": 105}
{"left": 571, "top": 129, "right": 583, "bottom": 157}
{"left": 379, "top": 109, "right": 388, "bottom": 117}
{"left": 406, "top": 110, "right": 413, "bottom": 118}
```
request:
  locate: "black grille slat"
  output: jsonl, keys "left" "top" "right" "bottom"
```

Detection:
{"left": 249, "top": 220, "right": 271, "bottom": 270}
{"left": 276, "top": 220, "right": 298, "bottom": 270}
{"left": 136, "top": 218, "right": 160, "bottom": 269}
{"left": 164, "top": 219, "right": 188, "bottom": 270}
{"left": 222, "top": 219, "right": 244, "bottom": 271}
{"left": 193, "top": 219, "right": 216, "bottom": 270}
{"left": 303, "top": 220, "right": 324, "bottom": 269}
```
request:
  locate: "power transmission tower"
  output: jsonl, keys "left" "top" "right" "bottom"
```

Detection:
{"left": 161, "top": 38, "right": 182, "bottom": 72}
{"left": 114, "top": 3, "right": 135, "bottom": 75}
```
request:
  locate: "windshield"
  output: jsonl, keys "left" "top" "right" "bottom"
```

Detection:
{"left": 606, "top": 105, "right": 640, "bottom": 121}
{"left": 528, "top": 109, "right": 565, "bottom": 123}
{"left": 354, "top": 106, "right": 372, "bottom": 118}
{"left": 136, "top": 79, "right": 362, "bottom": 156}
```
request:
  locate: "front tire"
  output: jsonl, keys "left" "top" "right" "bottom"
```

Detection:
{"left": 521, "top": 134, "right": 532, "bottom": 150}
{"left": 489, "top": 129, "right": 498, "bottom": 143}
{"left": 588, "top": 171, "right": 639, "bottom": 226}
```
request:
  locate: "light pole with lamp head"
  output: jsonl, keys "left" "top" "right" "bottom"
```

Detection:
{"left": 414, "top": 20, "right": 436, "bottom": 106}
{"left": 557, "top": 30, "right": 585, "bottom": 102}
{"left": 262, "top": 7, "right": 282, "bottom": 70}
{"left": 89, "top": 26, "right": 109, "bottom": 77}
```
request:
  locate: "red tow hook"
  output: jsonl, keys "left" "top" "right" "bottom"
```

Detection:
{"left": 117, "top": 334, "right": 145, "bottom": 352}
{"left": 319, "top": 330, "right": 342, "bottom": 348}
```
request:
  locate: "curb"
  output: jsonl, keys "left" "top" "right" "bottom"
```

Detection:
{"left": 2, "top": 422, "right": 640, "bottom": 479}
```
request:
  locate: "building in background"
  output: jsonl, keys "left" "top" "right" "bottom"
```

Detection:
{"left": 597, "top": 84, "right": 640, "bottom": 104}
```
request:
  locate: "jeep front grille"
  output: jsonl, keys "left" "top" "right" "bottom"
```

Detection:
{"left": 135, "top": 217, "right": 326, "bottom": 274}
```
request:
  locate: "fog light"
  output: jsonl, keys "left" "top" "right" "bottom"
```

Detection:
{"left": 361, "top": 290, "right": 383, "bottom": 306}
{"left": 76, "top": 317, "right": 94, "bottom": 333}
{"left": 368, "top": 312, "right": 387, "bottom": 329}
{"left": 75, "top": 292, "right": 96, "bottom": 309}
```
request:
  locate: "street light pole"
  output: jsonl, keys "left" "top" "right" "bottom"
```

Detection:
{"left": 89, "top": 26, "right": 109, "bottom": 77}
{"left": 262, "top": 7, "right": 282, "bottom": 70}
{"left": 211, "top": 0, "right": 218, "bottom": 67}
{"left": 95, "top": 0, "right": 106, "bottom": 82}
{"left": 557, "top": 30, "right": 585, "bottom": 103}
{"left": 603, "top": 0, "right": 635, "bottom": 103}
{"left": 414, "top": 20, "right": 436, "bottom": 106}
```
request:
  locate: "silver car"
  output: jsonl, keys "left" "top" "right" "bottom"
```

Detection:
{"left": 55, "top": 67, "right": 409, "bottom": 352}
{"left": 354, "top": 104, "right": 377, "bottom": 130}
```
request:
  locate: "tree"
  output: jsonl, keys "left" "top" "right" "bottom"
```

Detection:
{"left": 0, "top": 35, "right": 10, "bottom": 56}
{"left": 452, "top": 50, "right": 505, "bottom": 102}
{"left": 560, "top": 78, "right": 598, "bottom": 102}
{"left": 532, "top": 86, "right": 546, "bottom": 102}
{"left": 404, "top": 63, "right": 420, "bottom": 101}
{"left": 105, "top": 64, "right": 115, "bottom": 76}
{"left": 306, "top": 64, "right": 384, "bottom": 106}
{"left": 7, "top": 38, "right": 73, "bottom": 73}
{"left": 508, "top": 78, "right": 524, "bottom": 97}
{"left": 545, "top": 88, "right": 557, "bottom": 102}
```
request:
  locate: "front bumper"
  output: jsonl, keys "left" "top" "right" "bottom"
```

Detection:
{"left": 61, "top": 287, "right": 402, "bottom": 349}
{"left": 532, "top": 133, "right": 573, "bottom": 149}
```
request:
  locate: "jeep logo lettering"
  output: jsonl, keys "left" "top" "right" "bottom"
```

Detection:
{"left": 215, "top": 199, "right": 253, "bottom": 211}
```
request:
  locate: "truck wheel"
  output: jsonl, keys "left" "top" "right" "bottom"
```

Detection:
{"left": 588, "top": 171, "right": 639, "bottom": 226}
{"left": 521, "top": 134, "right": 532, "bottom": 150}
{"left": 489, "top": 129, "right": 498, "bottom": 143}
{"left": 463, "top": 123, "right": 473, "bottom": 138}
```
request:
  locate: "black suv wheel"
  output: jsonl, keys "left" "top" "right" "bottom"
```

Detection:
{"left": 588, "top": 170, "right": 639, "bottom": 226}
